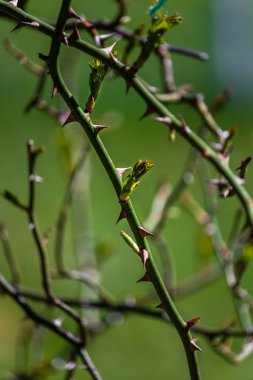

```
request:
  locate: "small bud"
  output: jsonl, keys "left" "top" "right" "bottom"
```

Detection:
{"left": 53, "top": 317, "right": 64, "bottom": 327}
{"left": 28, "top": 223, "right": 35, "bottom": 231}
{"left": 186, "top": 317, "right": 201, "bottom": 330}
{"left": 120, "top": 230, "right": 140, "bottom": 254}
{"left": 29, "top": 174, "right": 43, "bottom": 183}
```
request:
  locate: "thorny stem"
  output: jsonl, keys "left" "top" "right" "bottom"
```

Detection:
{"left": 1, "top": 0, "right": 253, "bottom": 378}
{"left": 1, "top": 1, "right": 251, "bottom": 229}
{"left": 0, "top": 2, "right": 202, "bottom": 379}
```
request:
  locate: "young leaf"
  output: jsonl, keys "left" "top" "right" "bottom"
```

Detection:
{"left": 85, "top": 57, "right": 112, "bottom": 113}
{"left": 120, "top": 160, "right": 154, "bottom": 201}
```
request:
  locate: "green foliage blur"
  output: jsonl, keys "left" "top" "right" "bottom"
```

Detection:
{"left": 1, "top": 1, "right": 253, "bottom": 379}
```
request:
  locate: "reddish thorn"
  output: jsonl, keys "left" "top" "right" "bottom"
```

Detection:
{"left": 125, "top": 80, "right": 132, "bottom": 94}
{"left": 155, "top": 303, "right": 164, "bottom": 309}
{"left": 94, "top": 35, "right": 102, "bottom": 48}
{"left": 11, "top": 21, "right": 40, "bottom": 32}
{"left": 116, "top": 208, "right": 127, "bottom": 224}
{"left": 93, "top": 125, "right": 110, "bottom": 134}
{"left": 139, "top": 226, "right": 156, "bottom": 239}
{"left": 68, "top": 8, "right": 82, "bottom": 20}
{"left": 52, "top": 84, "right": 58, "bottom": 98}
{"left": 69, "top": 22, "right": 81, "bottom": 41}
{"left": 136, "top": 272, "right": 151, "bottom": 283}
{"left": 38, "top": 53, "right": 51, "bottom": 64}
{"left": 63, "top": 113, "right": 76, "bottom": 126}
{"left": 60, "top": 31, "right": 68, "bottom": 46}
{"left": 186, "top": 317, "right": 201, "bottom": 330}
{"left": 155, "top": 116, "right": 172, "bottom": 125}
{"left": 190, "top": 338, "right": 203, "bottom": 352}
{"left": 101, "top": 42, "right": 117, "bottom": 55}
{"left": 116, "top": 167, "right": 131, "bottom": 178}
{"left": 139, "top": 106, "right": 156, "bottom": 121}
{"left": 140, "top": 249, "right": 149, "bottom": 267}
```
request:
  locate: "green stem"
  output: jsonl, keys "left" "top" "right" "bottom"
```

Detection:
{"left": 1, "top": 0, "right": 252, "bottom": 229}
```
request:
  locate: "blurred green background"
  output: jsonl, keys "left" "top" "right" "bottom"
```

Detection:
{"left": 1, "top": 0, "right": 253, "bottom": 379}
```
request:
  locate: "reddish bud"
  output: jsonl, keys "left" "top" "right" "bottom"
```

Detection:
{"left": 68, "top": 8, "right": 82, "bottom": 20}
{"left": 186, "top": 317, "right": 201, "bottom": 330}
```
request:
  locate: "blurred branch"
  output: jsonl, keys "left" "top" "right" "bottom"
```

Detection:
{"left": 0, "top": 223, "right": 20, "bottom": 284}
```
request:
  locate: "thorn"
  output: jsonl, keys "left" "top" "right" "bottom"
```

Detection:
{"left": 68, "top": 8, "right": 82, "bottom": 20}
{"left": 69, "top": 22, "right": 81, "bottom": 41}
{"left": 93, "top": 124, "right": 110, "bottom": 134}
{"left": 109, "top": 51, "right": 119, "bottom": 64}
{"left": 63, "top": 113, "right": 76, "bottom": 126}
{"left": 190, "top": 338, "right": 203, "bottom": 352}
{"left": 116, "top": 208, "right": 127, "bottom": 224}
{"left": 52, "top": 84, "right": 58, "bottom": 98}
{"left": 155, "top": 116, "right": 172, "bottom": 125}
{"left": 100, "top": 33, "right": 116, "bottom": 43}
{"left": 140, "top": 249, "right": 149, "bottom": 267}
{"left": 139, "top": 226, "right": 156, "bottom": 239}
{"left": 101, "top": 42, "right": 117, "bottom": 56}
{"left": 155, "top": 303, "right": 164, "bottom": 309}
{"left": 38, "top": 53, "right": 51, "bottom": 64}
{"left": 116, "top": 167, "right": 131, "bottom": 178}
{"left": 9, "top": 0, "right": 18, "bottom": 5}
{"left": 11, "top": 21, "right": 40, "bottom": 32}
{"left": 94, "top": 35, "right": 102, "bottom": 48}
{"left": 61, "top": 31, "right": 68, "bottom": 46}
{"left": 125, "top": 80, "right": 132, "bottom": 94}
{"left": 139, "top": 105, "right": 156, "bottom": 121}
{"left": 136, "top": 272, "right": 151, "bottom": 283}
{"left": 186, "top": 317, "right": 201, "bottom": 330}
